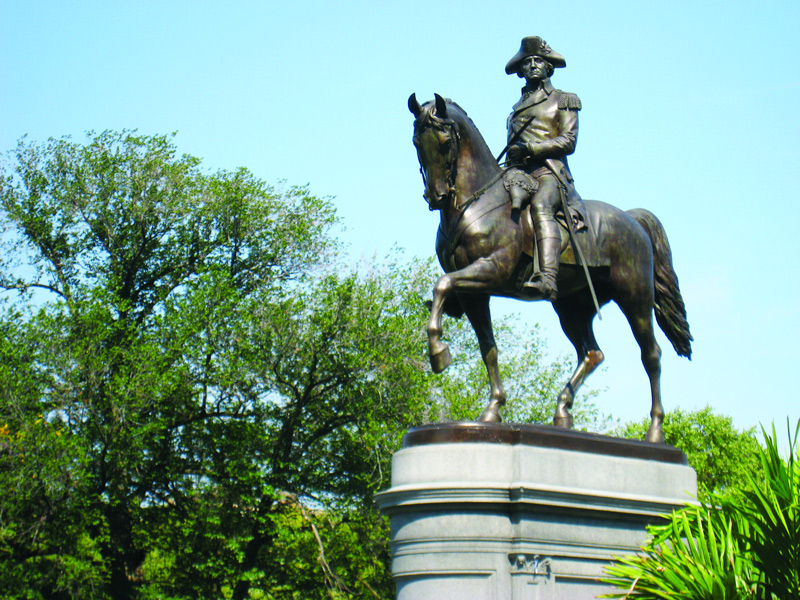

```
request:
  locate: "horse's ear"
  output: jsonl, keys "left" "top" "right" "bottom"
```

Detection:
{"left": 434, "top": 93, "right": 448, "bottom": 118}
{"left": 408, "top": 93, "right": 422, "bottom": 118}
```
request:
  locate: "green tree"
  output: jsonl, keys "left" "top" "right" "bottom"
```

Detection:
{"left": 615, "top": 406, "right": 763, "bottom": 501}
{"left": 0, "top": 131, "right": 592, "bottom": 599}
{"left": 0, "top": 130, "right": 377, "bottom": 599}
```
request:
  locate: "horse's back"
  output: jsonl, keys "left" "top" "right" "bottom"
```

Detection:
{"left": 582, "top": 199, "right": 653, "bottom": 261}
{"left": 583, "top": 199, "right": 646, "bottom": 230}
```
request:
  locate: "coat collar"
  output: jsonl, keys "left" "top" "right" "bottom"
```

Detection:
{"left": 513, "top": 79, "right": 554, "bottom": 111}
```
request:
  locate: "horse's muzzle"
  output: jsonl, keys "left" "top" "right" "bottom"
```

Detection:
{"left": 425, "top": 188, "right": 451, "bottom": 211}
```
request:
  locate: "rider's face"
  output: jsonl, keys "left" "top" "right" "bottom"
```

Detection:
{"left": 519, "top": 55, "right": 549, "bottom": 84}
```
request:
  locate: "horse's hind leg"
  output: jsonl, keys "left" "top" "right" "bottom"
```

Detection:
{"left": 619, "top": 302, "right": 664, "bottom": 443}
{"left": 553, "top": 298, "right": 605, "bottom": 429}
{"left": 460, "top": 293, "right": 507, "bottom": 423}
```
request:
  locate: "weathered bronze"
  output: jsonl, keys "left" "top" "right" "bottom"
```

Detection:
{"left": 408, "top": 39, "right": 692, "bottom": 443}
{"left": 402, "top": 423, "right": 688, "bottom": 465}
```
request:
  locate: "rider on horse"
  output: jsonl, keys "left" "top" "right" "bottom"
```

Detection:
{"left": 505, "top": 36, "right": 583, "bottom": 302}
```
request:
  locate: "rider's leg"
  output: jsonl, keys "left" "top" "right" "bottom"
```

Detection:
{"left": 523, "top": 176, "right": 561, "bottom": 301}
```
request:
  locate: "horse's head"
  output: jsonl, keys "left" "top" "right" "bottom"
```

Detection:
{"left": 409, "top": 93, "right": 460, "bottom": 211}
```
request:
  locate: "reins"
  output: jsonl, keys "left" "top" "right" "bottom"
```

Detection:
{"left": 450, "top": 112, "right": 535, "bottom": 214}
{"left": 441, "top": 189, "right": 510, "bottom": 262}
{"left": 419, "top": 101, "right": 533, "bottom": 266}
{"left": 454, "top": 166, "right": 510, "bottom": 214}
{"left": 425, "top": 112, "right": 518, "bottom": 257}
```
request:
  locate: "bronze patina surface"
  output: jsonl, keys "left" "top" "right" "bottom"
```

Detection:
{"left": 403, "top": 422, "right": 688, "bottom": 465}
{"left": 409, "top": 37, "right": 693, "bottom": 444}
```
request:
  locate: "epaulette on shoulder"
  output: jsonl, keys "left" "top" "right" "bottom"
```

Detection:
{"left": 556, "top": 91, "right": 582, "bottom": 111}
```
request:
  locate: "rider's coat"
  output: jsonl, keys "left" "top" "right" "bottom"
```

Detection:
{"left": 507, "top": 78, "right": 581, "bottom": 196}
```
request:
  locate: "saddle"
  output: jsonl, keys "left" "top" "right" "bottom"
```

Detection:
{"left": 503, "top": 167, "right": 586, "bottom": 229}
{"left": 514, "top": 191, "right": 613, "bottom": 295}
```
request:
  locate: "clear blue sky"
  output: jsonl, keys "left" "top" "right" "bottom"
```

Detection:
{"left": 2, "top": 0, "right": 799, "bottom": 435}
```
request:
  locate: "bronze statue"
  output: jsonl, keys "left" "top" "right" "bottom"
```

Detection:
{"left": 408, "top": 39, "right": 692, "bottom": 444}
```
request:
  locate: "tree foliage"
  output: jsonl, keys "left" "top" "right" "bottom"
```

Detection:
{"left": 0, "top": 131, "right": 588, "bottom": 599}
{"left": 0, "top": 130, "right": 401, "bottom": 599}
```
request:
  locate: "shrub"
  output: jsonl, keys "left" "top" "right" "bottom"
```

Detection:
{"left": 603, "top": 421, "right": 799, "bottom": 600}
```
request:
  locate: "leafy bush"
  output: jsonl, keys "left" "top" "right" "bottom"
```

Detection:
{"left": 603, "top": 421, "right": 799, "bottom": 600}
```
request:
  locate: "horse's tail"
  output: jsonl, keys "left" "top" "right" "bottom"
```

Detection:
{"left": 628, "top": 208, "right": 693, "bottom": 359}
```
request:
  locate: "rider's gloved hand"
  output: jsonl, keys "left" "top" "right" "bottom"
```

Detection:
{"left": 506, "top": 143, "right": 527, "bottom": 164}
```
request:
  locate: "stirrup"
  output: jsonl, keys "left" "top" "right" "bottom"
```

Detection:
{"left": 523, "top": 276, "right": 558, "bottom": 301}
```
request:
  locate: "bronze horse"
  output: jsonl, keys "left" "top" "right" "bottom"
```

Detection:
{"left": 409, "top": 94, "right": 692, "bottom": 443}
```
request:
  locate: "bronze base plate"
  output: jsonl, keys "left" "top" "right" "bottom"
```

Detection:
{"left": 403, "top": 422, "right": 687, "bottom": 465}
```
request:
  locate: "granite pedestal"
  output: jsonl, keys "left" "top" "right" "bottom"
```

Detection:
{"left": 375, "top": 423, "right": 697, "bottom": 600}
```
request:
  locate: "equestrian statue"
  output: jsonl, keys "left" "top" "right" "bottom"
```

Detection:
{"left": 409, "top": 37, "right": 692, "bottom": 443}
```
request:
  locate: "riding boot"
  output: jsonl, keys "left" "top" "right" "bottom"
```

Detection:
{"left": 523, "top": 217, "right": 560, "bottom": 301}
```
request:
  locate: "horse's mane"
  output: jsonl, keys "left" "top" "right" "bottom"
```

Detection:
{"left": 416, "top": 98, "right": 497, "bottom": 166}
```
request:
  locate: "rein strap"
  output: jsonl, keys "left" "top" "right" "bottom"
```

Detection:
{"left": 443, "top": 188, "right": 510, "bottom": 260}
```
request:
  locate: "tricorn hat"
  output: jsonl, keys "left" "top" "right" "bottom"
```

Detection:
{"left": 505, "top": 36, "right": 566, "bottom": 74}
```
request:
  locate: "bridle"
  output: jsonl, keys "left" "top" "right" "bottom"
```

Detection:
{"left": 414, "top": 98, "right": 522, "bottom": 214}
{"left": 414, "top": 110, "right": 461, "bottom": 211}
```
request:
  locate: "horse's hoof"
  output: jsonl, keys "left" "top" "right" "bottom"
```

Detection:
{"left": 430, "top": 346, "right": 452, "bottom": 373}
{"left": 553, "top": 414, "right": 573, "bottom": 429}
{"left": 478, "top": 406, "right": 502, "bottom": 423}
{"left": 644, "top": 427, "right": 665, "bottom": 444}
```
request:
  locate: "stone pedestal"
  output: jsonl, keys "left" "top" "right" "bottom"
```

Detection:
{"left": 375, "top": 423, "right": 697, "bottom": 600}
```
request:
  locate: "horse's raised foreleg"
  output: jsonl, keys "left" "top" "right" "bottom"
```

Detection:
{"left": 460, "top": 294, "right": 506, "bottom": 422}
{"left": 427, "top": 273, "right": 455, "bottom": 373}
{"left": 553, "top": 299, "right": 605, "bottom": 429}
{"left": 427, "top": 257, "right": 505, "bottom": 374}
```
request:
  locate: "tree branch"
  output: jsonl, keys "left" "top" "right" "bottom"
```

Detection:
{"left": 0, "top": 281, "right": 68, "bottom": 301}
